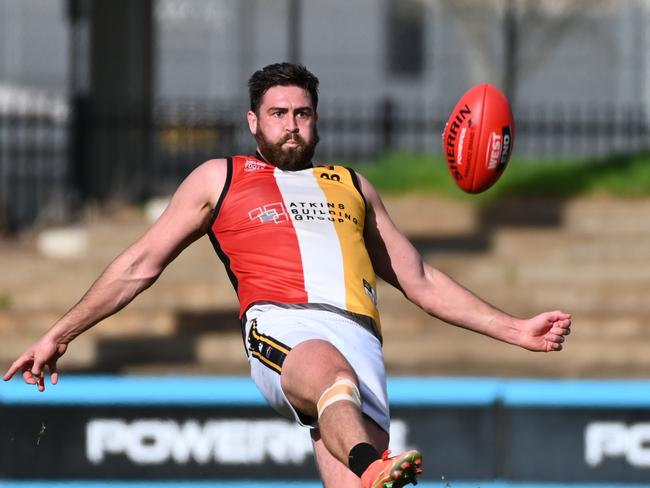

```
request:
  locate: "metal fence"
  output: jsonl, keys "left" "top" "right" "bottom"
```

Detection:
{"left": 1, "top": 99, "right": 649, "bottom": 232}
{"left": 0, "top": 111, "right": 70, "bottom": 232}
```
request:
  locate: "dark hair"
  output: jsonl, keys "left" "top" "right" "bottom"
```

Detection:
{"left": 248, "top": 63, "right": 319, "bottom": 113}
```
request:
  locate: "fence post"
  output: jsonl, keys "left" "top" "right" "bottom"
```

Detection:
{"left": 379, "top": 97, "right": 395, "bottom": 154}
{"left": 68, "top": 0, "right": 153, "bottom": 204}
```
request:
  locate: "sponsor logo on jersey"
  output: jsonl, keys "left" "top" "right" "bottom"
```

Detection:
{"left": 244, "top": 160, "right": 268, "bottom": 172}
{"left": 287, "top": 200, "right": 360, "bottom": 225}
{"left": 248, "top": 203, "right": 288, "bottom": 223}
{"left": 249, "top": 201, "right": 361, "bottom": 226}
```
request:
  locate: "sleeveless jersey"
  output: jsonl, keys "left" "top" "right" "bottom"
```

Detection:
{"left": 208, "top": 155, "right": 381, "bottom": 335}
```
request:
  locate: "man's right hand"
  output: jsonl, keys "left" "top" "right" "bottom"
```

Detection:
{"left": 3, "top": 338, "right": 68, "bottom": 392}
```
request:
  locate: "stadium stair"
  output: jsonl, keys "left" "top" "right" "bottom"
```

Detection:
{"left": 1, "top": 197, "right": 649, "bottom": 378}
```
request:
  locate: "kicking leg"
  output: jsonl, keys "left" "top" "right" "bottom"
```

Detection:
{"left": 281, "top": 339, "right": 374, "bottom": 464}
{"left": 281, "top": 338, "right": 422, "bottom": 487}
{"left": 311, "top": 415, "right": 389, "bottom": 488}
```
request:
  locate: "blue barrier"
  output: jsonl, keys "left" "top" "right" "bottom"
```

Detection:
{"left": 3, "top": 376, "right": 649, "bottom": 407}
{"left": 2, "top": 376, "right": 650, "bottom": 485}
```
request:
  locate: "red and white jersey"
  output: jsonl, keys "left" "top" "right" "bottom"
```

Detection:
{"left": 208, "top": 155, "right": 381, "bottom": 333}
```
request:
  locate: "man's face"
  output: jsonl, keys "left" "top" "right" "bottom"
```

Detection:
{"left": 247, "top": 85, "right": 319, "bottom": 171}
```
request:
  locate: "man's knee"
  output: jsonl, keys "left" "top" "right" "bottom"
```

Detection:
{"left": 281, "top": 339, "right": 358, "bottom": 414}
{"left": 283, "top": 339, "right": 356, "bottom": 382}
{"left": 317, "top": 377, "right": 362, "bottom": 418}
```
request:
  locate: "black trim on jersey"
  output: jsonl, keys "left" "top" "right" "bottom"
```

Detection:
{"left": 207, "top": 157, "right": 239, "bottom": 295}
{"left": 208, "top": 157, "right": 233, "bottom": 227}
{"left": 247, "top": 319, "right": 292, "bottom": 374}
{"left": 346, "top": 167, "right": 368, "bottom": 212}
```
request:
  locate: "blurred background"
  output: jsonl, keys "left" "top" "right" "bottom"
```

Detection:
{"left": 1, "top": 0, "right": 649, "bottom": 486}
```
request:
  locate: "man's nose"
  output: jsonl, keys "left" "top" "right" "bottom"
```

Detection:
{"left": 285, "top": 115, "right": 299, "bottom": 132}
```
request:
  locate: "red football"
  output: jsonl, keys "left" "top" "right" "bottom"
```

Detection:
{"left": 442, "top": 83, "right": 514, "bottom": 194}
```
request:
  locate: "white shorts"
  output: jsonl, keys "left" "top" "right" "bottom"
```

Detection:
{"left": 243, "top": 303, "right": 390, "bottom": 433}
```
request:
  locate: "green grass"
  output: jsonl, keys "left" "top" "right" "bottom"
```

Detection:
{"left": 0, "top": 294, "right": 11, "bottom": 310}
{"left": 351, "top": 152, "right": 650, "bottom": 202}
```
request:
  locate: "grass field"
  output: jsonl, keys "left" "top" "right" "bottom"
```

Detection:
{"left": 352, "top": 151, "right": 650, "bottom": 201}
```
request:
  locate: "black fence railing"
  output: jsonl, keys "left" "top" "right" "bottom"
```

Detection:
{"left": 0, "top": 112, "right": 70, "bottom": 232}
{"left": 1, "top": 99, "right": 648, "bottom": 232}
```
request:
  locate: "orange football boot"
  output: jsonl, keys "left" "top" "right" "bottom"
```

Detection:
{"left": 360, "top": 449, "right": 423, "bottom": 488}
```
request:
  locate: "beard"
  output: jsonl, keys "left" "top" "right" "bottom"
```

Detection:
{"left": 255, "top": 127, "right": 319, "bottom": 171}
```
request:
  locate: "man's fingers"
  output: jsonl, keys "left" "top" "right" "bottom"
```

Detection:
{"left": 2, "top": 367, "right": 15, "bottom": 381}
{"left": 3, "top": 356, "right": 31, "bottom": 381}
{"left": 5, "top": 343, "right": 66, "bottom": 391}
{"left": 553, "top": 311, "right": 572, "bottom": 321}
{"left": 546, "top": 333, "right": 565, "bottom": 344}
{"left": 546, "top": 312, "right": 572, "bottom": 327}
{"left": 11, "top": 354, "right": 47, "bottom": 388}
{"left": 23, "top": 367, "right": 45, "bottom": 391}
{"left": 551, "top": 324, "right": 570, "bottom": 336}
{"left": 30, "top": 358, "right": 44, "bottom": 378}
{"left": 22, "top": 368, "right": 37, "bottom": 384}
{"left": 30, "top": 355, "right": 51, "bottom": 391}
{"left": 36, "top": 373, "right": 46, "bottom": 392}
{"left": 48, "top": 361, "right": 59, "bottom": 385}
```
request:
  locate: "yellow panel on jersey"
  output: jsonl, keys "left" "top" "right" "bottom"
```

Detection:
{"left": 313, "top": 165, "right": 381, "bottom": 330}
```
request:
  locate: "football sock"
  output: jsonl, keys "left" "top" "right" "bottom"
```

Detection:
{"left": 348, "top": 442, "right": 381, "bottom": 477}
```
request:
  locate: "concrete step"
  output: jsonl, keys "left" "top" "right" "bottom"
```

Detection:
{"left": 562, "top": 198, "right": 650, "bottom": 236}
{"left": 382, "top": 313, "right": 650, "bottom": 378}
{"left": 491, "top": 228, "right": 650, "bottom": 262}
{"left": 2, "top": 196, "right": 649, "bottom": 378}
{"left": 434, "top": 255, "right": 650, "bottom": 289}
{"left": 0, "top": 244, "right": 238, "bottom": 314}
{"left": 384, "top": 329, "right": 650, "bottom": 378}
{"left": 478, "top": 197, "right": 650, "bottom": 237}
{"left": 0, "top": 308, "right": 245, "bottom": 375}
{"left": 383, "top": 195, "right": 478, "bottom": 236}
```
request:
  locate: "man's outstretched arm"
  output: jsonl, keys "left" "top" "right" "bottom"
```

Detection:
{"left": 3, "top": 159, "right": 227, "bottom": 390}
{"left": 359, "top": 173, "right": 571, "bottom": 352}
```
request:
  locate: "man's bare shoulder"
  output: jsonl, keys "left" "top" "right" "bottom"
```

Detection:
{"left": 349, "top": 169, "right": 380, "bottom": 204}
{"left": 196, "top": 158, "right": 228, "bottom": 180}
{"left": 181, "top": 158, "right": 228, "bottom": 207}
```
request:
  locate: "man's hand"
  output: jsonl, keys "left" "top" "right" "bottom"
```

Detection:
{"left": 518, "top": 311, "right": 572, "bottom": 352}
{"left": 3, "top": 338, "right": 68, "bottom": 392}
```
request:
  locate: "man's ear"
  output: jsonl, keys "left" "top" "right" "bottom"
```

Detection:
{"left": 247, "top": 110, "right": 258, "bottom": 135}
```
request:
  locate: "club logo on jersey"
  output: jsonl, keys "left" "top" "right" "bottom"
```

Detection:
{"left": 244, "top": 160, "right": 268, "bottom": 172}
{"left": 249, "top": 203, "right": 288, "bottom": 224}
{"left": 363, "top": 279, "right": 378, "bottom": 306}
